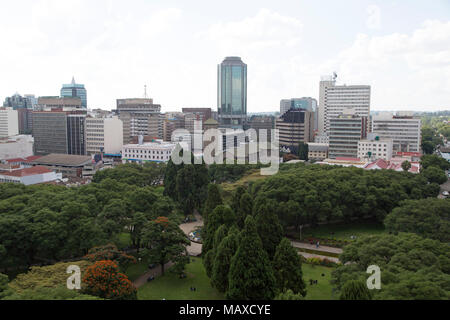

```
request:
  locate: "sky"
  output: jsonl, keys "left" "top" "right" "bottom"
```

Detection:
{"left": 0, "top": 0, "right": 449, "bottom": 113}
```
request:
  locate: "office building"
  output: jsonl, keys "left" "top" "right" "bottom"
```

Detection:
{"left": 318, "top": 75, "right": 371, "bottom": 135}
{"left": 280, "top": 98, "right": 318, "bottom": 131}
{"left": 0, "top": 135, "right": 34, "bottom": 160}
{"left": 85, "top": 116, "right": 123, "bottom": 155}
{"left": 37, "top": 97, "right": 83, "bottom": 110}
{"left": 32, "top": 110, "right": 87, "bottom": 155}
{"left": 276, "top": 109, "right": 314, "bottom": 155}
{"left": 61, "top": 77, "right": 87, "bottom": 108}
{"left": 358, "top": 133, "right": 393, "bottom": 161}
{"left": 218, "top": 57, "right": 247, "bottom": 129}
{"left": 0, "top": 108, "right": 19, "bottom": 138}
{"left": 183, "top": 108, "right": 212, "bottom": 133}
{"left": 122, "top": 139, "right": 177, "bottom": 164}
{"left": 372, "top": 112, "right": 422, "bottom": 153}
{"left": 163, "top": 114, "right": 185, "bottom": 142}
{"left": 0, "top": 165, "right": 62, "bottom": 186}
{"left": 329, "top": 112, "right": 368, "bottom": 159}
{"left": 116, "top": 98, "right": 162, "bottom": 144}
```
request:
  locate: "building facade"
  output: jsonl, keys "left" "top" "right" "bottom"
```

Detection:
{"left": 37, "top": 97, "right": 83, "bottom": 110}
{"left": 357, "top": 133, "right": 393, "bottom": 161}
{"left": 371, "top": 112, "right": 422, "bottom": 153}
{"left": 0, "top": 135, "right": 34, "bottom": 160}
{"left": 276, "top": 109, "right": 314, "bottom": 155}
{"left": 308, "top": 143, "right": 329, "bottom": 160}
{"left": 116, "top": 98, "right": 162, "bottom": 144}
{"left": 218, "top": 57, "right": 247, "bottom": 129}
{"left": 86, "top": 116, "right": 123, "bottom": 155}
{"left": 122, "top": 140, "right": 177, "bottom": 163}
{"left": 61, "top": 77, "right": 87, "bottom": 108}
{"left": 0, "top": 108, "right": 19, "bottom": 138}
{"left": 329, "top": 114, "right": 368, "bottom": 159}
{"left": 318, "top": 75, "right": 371, "bottom": 135}
{"left": 280, "top": 98, "right": 318, "bottom": 130}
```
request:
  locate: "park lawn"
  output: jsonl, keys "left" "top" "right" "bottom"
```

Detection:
{"left": 125, "top": 254, "right": 148, "bottom": 282}
{"left": 116, "top": 233, "right": 132, "bottom": 249}
{"left": 137, "top": 257, "right": 224, "bottom": 300}
{"left": 302, "top": 264, "right": 337, "bottom": 300}
{"left": 298, "top": 221, "right": 386, "bottom": 242}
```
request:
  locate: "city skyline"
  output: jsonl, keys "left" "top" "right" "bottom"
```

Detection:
{"left": 0, "top": 0, "right": 449, "bottom": 113}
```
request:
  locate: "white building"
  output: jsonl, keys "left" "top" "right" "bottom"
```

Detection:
{"left": 122, "top": 139, "right": 177, "bottom": 163}
{"left": 0, "top": 135, "right": 34, "bottom": 160}
{"left": 318, "top": 75, "right": 371, "bottom": 135}
{"left": 358, "top": 133, "right": 393, "bottom": 161}
{"left": 372, "top": 112, "right": 421, "bottom": 153}
{"left": 0, "top": 166, "right": 62, "bottom": 185}
{"left": 0, "top": 108, "right": 19, "bottom": 138}
{"left": 85, "top": 116, "right": 123, "bottom": 155}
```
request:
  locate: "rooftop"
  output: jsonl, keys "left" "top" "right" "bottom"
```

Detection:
{"left": 0, "top": 166, "right": 53, "bottom": 177}
{"left": 31, "top": 154, "right": 92, "bottom": 167}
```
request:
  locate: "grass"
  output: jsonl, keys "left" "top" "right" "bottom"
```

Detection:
{"left": 302, "top": 264, "right": 337, "bottom": 300}
{"left": 220, "top": 169, "right": 268, "bottom": 202}
{"left": 125, "top": 254, "right": 148, "bottom": 282}
{"left": 137, "top": 257, "right": 224, "bottom": 300}
{"left": 116, "top": 233, "right": 132, "bottom": 249}
{"left": 292, "top": 221, "right": 386, "bottom": 242}
{"left": 296, "top": 248, "right": 340, "bottom": 259}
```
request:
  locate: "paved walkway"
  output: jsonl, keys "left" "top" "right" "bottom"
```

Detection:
{"left": 291, "top": 241, "right": 343, "bottom": 254}
{"left": 180, "top": 212, "right": 204, "bottom": 256}
{"left": 133, "top": 262, "right": 174, "bottom": 289}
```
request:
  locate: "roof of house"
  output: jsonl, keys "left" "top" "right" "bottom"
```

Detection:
{"left": 31, "top": 154, "right": 92, "bottom": 167}
{"left": 364, "top": 159, "right": 420, "bottom": 173}
{"left": 0, "top": 166, "right": 53, "bottom": 177}
{"left": 5, "top": 156, "right": 42, "bottom": 163}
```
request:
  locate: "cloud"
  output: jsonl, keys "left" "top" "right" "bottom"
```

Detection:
{"left": 366, "top": 5, "right": 381, "bottom": 30}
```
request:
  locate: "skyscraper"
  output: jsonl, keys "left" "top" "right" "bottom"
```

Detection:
{"left": 218, "top": 57, "right": 247, "bottom": 129}
{"left": 61, "top": 77, "right": 87, "bottom": 108}
{"left": 280, "top": 97, "right": 318, "bottom": 131}
{"left": 318, "top": 75, "right": 371, "bottom": 135}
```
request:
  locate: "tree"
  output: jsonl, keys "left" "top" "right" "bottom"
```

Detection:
{"left": 98, "top": 199, "right": 130, "bottom": 239}
{"left": 204, "top": 184, "right": 223, "bottom": 219}
{"left": 227, "top": 216, "right": 277, "bottom": 300}
{"left": 84, "top": 244, "right": 137, "bottom": 270}
{"left": 255, "top": 205, "right": 284, "bottom": 259}
{"left": 421, "top": 141, "right": 435, "bottom": 155}
{"left": 211, "top": 229, "right": 239, "bottom": 293}
{"left": 275, "top": 289, "right": 304, "bottom": 300}
{"left": 422, "top": 166, "right": 447, "bottom": 185}
{"left": 385, "top": 198, "right": 450, "bottom": 242}
{"left": 0, "top": 273, "right": 12, "bottom": 299}
{"left": 202, "top": 205, "right": 235, "bottom": 255}
{"left": 339, "top": 280, "right": 372, "bottom": 300}
{"left": 230, "top": 186, "right": 246, "bottom": 213}
{"left": 4, "top": 286, "right": 102, "bottom": 300}
{"left": 237, "top": 192, "right": 253, "bottom": 229}
{"left": 273, "top": 238, "right": 307, "bottom": 296}
{"left": 163, "top": 158, "right": 181, "bottom": 200}
{"left": 140, "top": 217, "right": 190, "bottom": 276}
{"left": 298, "top": 142, "right": 309, "bottom": 161}
{"left": 421, "top": 154, "right": 450, "bottom": 171}
{"left": 401, "top": 161, "right": 412, "bottom": 172}
{"left": 82, "top": 260, "right": 137, "bottom": 300}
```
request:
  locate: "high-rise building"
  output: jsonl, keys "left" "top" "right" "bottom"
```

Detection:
{"left": 218, "top": 57, "right": 247, "bottom": 129}
{"left": 372, "top": 112, "right": 422, "bottom": 153}
{"left": 276, "top": 109, "right": 314, "bottom": 154}
{"left": 318, "top": 75, "right": 371, "bottom": 135}
{"left": 85, "top": 116, "right": 123, "bottom": 155}
{"left": 328, "top": 112, "right": 368, "bottom": 159}
{"left": 3, "top": 93, "right": 35, "bottom": 133}
{"left": 61, "top": 77, "right": 87, "bottom": 108}
{"left": 163, "top": 115, "right": 185, "bottom": 142}
{"left": 32, "top": 110, "right": 87, "bottom": 155}
{"left": 280, "top": 98, "right": 318, "bottom": 130}
{"left": 0, "top": 108, "right": 19, "bottom": 138}
{"left": 250, "top": 115, "right": 275, "bottom": 141}
{"left": 182, "top": 108, "right": 212, "bottom": 133}
{"left": 116, "top": 98, "right": 162, "bottom": 144}
{"left": 37, "top": 97, "right": 83, "bottom": 110}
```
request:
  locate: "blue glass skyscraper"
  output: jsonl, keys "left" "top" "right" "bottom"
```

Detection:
{"left": 218, "top": 57, "right": 247, "bottom": 129}
{"left": 61, "top": 77, "right": 87, "bottom": 108}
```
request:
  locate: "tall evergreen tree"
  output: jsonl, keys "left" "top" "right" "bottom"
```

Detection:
{"left": 204, "top": 224, "right": 228, "bottom": 278}
{"left": 227, "top": 216, "right": 277, "bottom": 300}
{"left": 255, "top": 205, "right": 284, "bottom": 259}
{"left": 211, "top": 230, "right": 239, "bottom": 293}
{"left": 204, "top": 184, "right": 223, "bottom": 220}
{"left": 273, "top": 238, "right": 307, "bottom": 296}
{"left": 237, "top": 192, "right": 253, "bottom": 229}
{"left": 231, "top": 186, "right": 246, "bottom": 213}
{"left": 339, "top": 280, "right": 372, "bottom": 300}
{"left": 163, "top": 159, "right": 181, "bottom": 200}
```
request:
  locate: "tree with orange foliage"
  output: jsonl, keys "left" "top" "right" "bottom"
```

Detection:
{"left": 141, "top": 217, "right": 190, "bottom": 276}
{"left": 84, "top": 244, "right": 137, "bottom": 270}
{"left": 82, "top": 260, "right": 137, "bottom": 300}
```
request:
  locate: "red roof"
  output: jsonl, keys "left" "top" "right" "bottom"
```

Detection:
{"left": 5, "top": 156, "right": 42, "bottom": 163}
{"left": 0, "top": 166, "right": 52, "bottom": 177}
